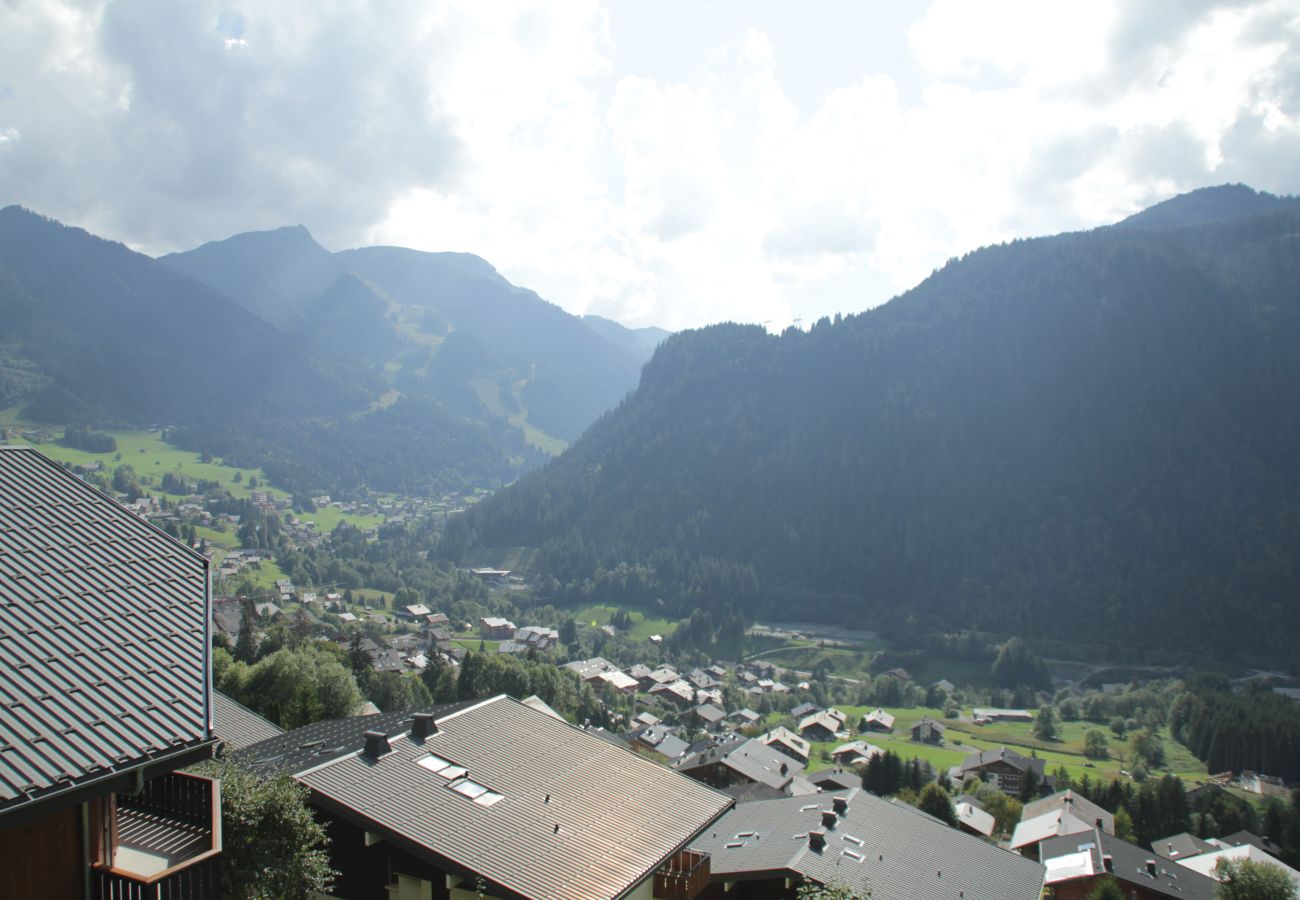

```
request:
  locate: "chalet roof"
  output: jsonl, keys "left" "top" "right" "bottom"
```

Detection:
{"left": 212, "top": 690, "right": 284, "bottom": 752}
{"left": 955, "top": 801, "right": 996, "bottom": 837}
{"left": 1173, "top": 843, "right": 1300, "bottom": 886}
{"left": 692, "top": 787, "right": 1045, "bottom": 900}
{"left": 1040, "top": 828, "right": 1216, "bottom": 900}
{"left": 862, "top": 708, "right": 896, "bottom": 728}
{"left": 1152, "top": 831, "right": 1218, "bottom": 861}
{"left": 762, "top": 726, "right": 811, "bottom": 760}
{"left": 0, "top": 447, "right": 213, "bottom": 820}
{"left": 298, "top": 695, "right": 732, "bottom": 900}
{"left": 1023, "top": 790, "right": 1115, "bottom": 834}
{"left": 911, "top": 716, "right": 947, "bottom": 734}
{"left": 1010, "top": 809, "right": 1094, "bottom": 850}
{"left": 957, "top": 746, "right": 1041, "bottom": 775}
{"left": 693, "top": 704, "right": 726, "bottom": 723}
{"left": 676, "top": 737, "right": 805, "bottom": 791}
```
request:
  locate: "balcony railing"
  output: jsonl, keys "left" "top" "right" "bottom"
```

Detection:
{"left": 654, "top": 848, "right": 710, "bottom": 900}
{"left": 93, "top": 772, "right": 222, "bottom": 900}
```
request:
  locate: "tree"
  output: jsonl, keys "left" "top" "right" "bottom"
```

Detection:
{"left": 796, "top": 879, "right": 867, "bottom": 899}
{"left": 1214, "top": 857, "right": 1298, "bottom": 900}
{"left": 1085, "top": 729, "right": 1110, "bottom": 760}
{"left": 1034, "top": 705, "right": 1059, "bottom": 741}
{"left": 917, "top": 783, "right": 957, "bottom": 826}
{"left": 234, "top": 597, "right": 259, "bottom": 663}
{"left": 191, "top": 759, "right": 333, "bottom": 899}
{"left": 1086, "top": 876, "right": 1125, "bottom": 900}
{"left": 1130, "top": 729, "right": 1166, "bottom": 768}
{"left": 1020, "top": 767, "right": 1041, "bottom": 801}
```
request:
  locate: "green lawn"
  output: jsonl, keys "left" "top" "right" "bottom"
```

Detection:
{"left": 570, "top": 604, "right": 678, "bottom": 641}
{"left": 800, "top": 705, "right": 1209, "bottom": 787}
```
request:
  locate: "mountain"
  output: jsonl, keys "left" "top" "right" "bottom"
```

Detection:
{"left": 1116, "top": 183, "right": 1293, "bottom": 231}
{"left": 582, "top": 315, "right": 670, "bottom": 362}
{"left": 0, "top": 206, "right": 363, "bottom": 425}
{"left": 444, "top": 186, "right": 1300, "bottom": 663}
{"left": 164, "top": 230, "right": 650, "bottom": 446}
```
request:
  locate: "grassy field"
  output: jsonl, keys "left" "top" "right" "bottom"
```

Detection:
{"left": 798, "top": 705, "right": 1210, "bottom": 787}
{"left": 571, "top": 603, "right": 678, "bottom": 641}
{"left": 20, "top": 427, "right": 387, "bottom": 530}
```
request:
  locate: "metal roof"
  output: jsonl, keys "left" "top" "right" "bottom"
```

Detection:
{"left": 1040, "top": 828, "right": 1217, "bottom": 900}
{"left": 298, "top": 695, "right": 733, "bottom": 900}
{"left": 0, "top": 447, "right": 212, "bottom": 818}
{"left": 212, "top": 690, "right": 284, "bottom": 751}
{"left": 692, "top": 787, "right": 1045, "bottom": 900}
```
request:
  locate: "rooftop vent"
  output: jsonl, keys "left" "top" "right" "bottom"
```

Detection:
{"left": 821, "top": 810, "right": 838, "bottom": 829}
{"left": 362, "top": 731, "right": 390, "bottom": 758}
{"left": 832, "top": 796, "right": 848, "bottom": 816}
{"left": 809, "top": 830, "right": 826, "bottom": 851}
{"left": 411, "top": 713, "right": 437, "bottom": 739}
{"left": 1145, "top": 859, "right": 1157, "bottom": 878}
{"left": 1102, "top": 854, "right": 1114, "bottom": 873}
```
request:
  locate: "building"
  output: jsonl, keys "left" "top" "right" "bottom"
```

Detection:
{"left": 1010, "top": 808, "right": 1095, "bottom": 860}
{"left": 761, "top": 727, "right": 811, "bottom": 765}
{"left": 691, "top": 787, "right": 1045, "bottom": 899}
{"left": 972, "top": 707, "right": 1034, "bottom": 724}
{"left": 950, "top": 747, "right": 1052, "bottom": 797}
{"left": 829, "top": 740, "right": 884, "bottom": 768}
{"left": 911, "top": 716, "right": 947, "bottom": 744}
{"left": 212, "top": 690, "right": 285, "bottom": 752}
{"left": 1040, "top": 828, "right": 1217, "bottom": 900}
{"left": 860, "top": 708, "right": 896, "bottom": 732}
{"left": 238, "top": 695, "right": 732, "bottom": 899}
{"left": 0, "top": 447, "right": 222, "bottom": 898}
{"left": 1023, "top": 790, "right": 1114, "bottom": 836}
{"left": 675, "top": 736, "right": 808, "bottom": 793}
{"left": 796, "top": 709, "right": 847, "bottom": 743}
{"left": 479, "top": 616, "right": 516, "bottom": 640}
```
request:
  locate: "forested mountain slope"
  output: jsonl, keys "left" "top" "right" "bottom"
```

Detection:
{"left": 444, "top": 186, "right": 1300, "bottom": 663}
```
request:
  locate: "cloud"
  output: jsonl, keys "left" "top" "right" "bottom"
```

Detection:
{"left": 0, "top": 0, "right": 458, "bottom": 251}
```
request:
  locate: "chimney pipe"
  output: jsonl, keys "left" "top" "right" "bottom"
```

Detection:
{"left": 1145, "top": 860, "right": 1157, "bottom": 877}
{"left": 1102, "top": 854, "right": 1114, "bottom": 873}
{"left": 821, "top": 810, "right": 837, "bottom": 829}
{"left": 832, "top": 797, "right": 848, "bottom": 816}
{"left": 809, "top": 830, "right": 826, "bottom": 850}
{"left": 412, "top": 713, "right": 437, "bottom": 739}
{"left": 363, "top": 730, "right": 390, "bottom": 758}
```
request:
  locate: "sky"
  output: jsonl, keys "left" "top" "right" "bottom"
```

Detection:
{"left": 2, "top": 1, "right": 1298, "bottom": 331}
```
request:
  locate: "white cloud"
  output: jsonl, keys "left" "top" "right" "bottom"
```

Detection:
{"left": 1, "top": 0, "right": 1297, "bottom": 331}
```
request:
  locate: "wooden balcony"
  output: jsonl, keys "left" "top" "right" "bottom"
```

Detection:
{"left": 654, "top": 848, "right": 710, "bottom": 900}
{"left": 93, "top": 772, "right": 222, "bottom": 900}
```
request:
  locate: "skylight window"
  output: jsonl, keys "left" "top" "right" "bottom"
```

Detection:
{"left": 416, "top": 754, "right": 466, "bottom": 779}
{"left": 448, "top": 777, "right": 504, "bottom": 806}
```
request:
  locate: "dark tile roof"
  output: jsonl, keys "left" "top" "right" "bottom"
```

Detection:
{"left": 1221, "top": 829, "right": 1282, "bottom": 857}
{"left": 676, "top": 737, "right": 805, "bottom": 791}
{"left": 807, "top": 768, "right": 861, "bottom": 793}
{"left": 212, "top": 691, "right": 284, "bottom": 752}
{"left": 692, "top": 787, "right": 1045, "bottom": 900}
{"left": 0, "top": 447, "right": 212, "bottom": 818}
{"left": 1152, "top": 831, "right": 1218, "bottom": 860}
{"left": 232, "top": 699, "right": 481, "bottom": 777}
{"left": 298, "top": 695, "right": 733, "bottom": 900}
{"left": 1041, "top": 828, "right": 1216, "bottom": 900}
{"left": 958, "top": 746, "right": 1043, "bottom": 775}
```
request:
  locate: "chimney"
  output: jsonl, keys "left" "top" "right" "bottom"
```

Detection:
{"left": 1145, "top": 860, "right": 1157, "bottom": 878}
{"left": 832, "top": 796, "right": 848, "bottom": 816}
{"left": 411, "top": 713, "right": 437, "bottom": 739}
{"left": 808, "top": 830, "right": 826, "bottom": 851}
{"left": 821, "top": 810, "right": 837, "bottom": 829}
{"left": 1102, "top": 855, "right": 1114, "bottom": 873}
{"left": 363, "top": 730, "right": 390, "bottom": 758}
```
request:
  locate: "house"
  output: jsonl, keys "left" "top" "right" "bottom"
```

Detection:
{"left": 1040, "top": 827, "right": 1217, "bottom": 900}
{"left": 1152, "top": 832, "right": 1219, "bottom": 861}
{"left": 1010, "top": 808, "right": 1096, "bottom": 860}
{"left": 478, "top": 616, "right": 516, "bottom": 640}
{"left": 761, "top": 726, "right": 811, "bottom": 764}
{"left": 829, "top": 740, "right": 884, "bottom": 768}
{"left": 950, "top": 746, "right": 1052, "bottom": 797}
{"left": 423, "top": 611, "right": 451, "bottom": 628}
{"left": 728, "top": 708, "right": 761, "bottom": 728}
{"left": 879, "top": 666, "right": 912, "bottom": 681}
{"left": 691, "top": 787, "right": 1046, "bottom": 900}
{"left": 693, "top": 704, "right": 728, "bottom": 731}
{"left": 860, "top": 707, "right": 896, "bottom": 732}
{"left": 972, "top": 707, "right": 1034, "bottom": 724}
{"left": 790, "top": 702, "right": 821, "bottom": 720}
{"left": 675, "top": 735, "right": 808, "bottom": 793}
{"left": 911, "top": 716, "right": 947, "bottom": 744}
{"left": 0, "top": 447, "right": 222, "bottom": 898}
{"left": 688, "top": 669, "right": 721, "bottom": 690}
{"left": 650, "top": 679, "right": 697, "bottom": 708}
{"left": 237, "top": 695, "right": 731, "bottom": 900}
{"left": 797, "top": 710, "right": 847, "bottom": 743}
{"left": 1023, "top": 790, "right": 1115, "bottom": 835}
{"left": 628, "top": 724, "right": 692, "bottom": 761}
{"left": 932, "top": 679, "right": 956, "bottom": 693}
{"left": 1172, "top": 843, "right": 1300, "bottom": 888}
{"left": 511, "top": 625, "right": 560, "bottom": 651}
{"left": 955, "top": 799, "right": 997, "bottom": 838}
{"left": 396, "top": 603, "right": 431, "bottom": 620}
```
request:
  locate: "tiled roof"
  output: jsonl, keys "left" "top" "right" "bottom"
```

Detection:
{"left": 676, "top": 736, "right": 806, "bottom": 791}
{"left": 1040, "top": 828, "right": 1217, "bottom": 900}
{"left": 692, "top": 787, "right": 1045, "bottom": 900}
{"left": 0, "top": 447, "right": 212, "bottom": 818}
{"left": 212, "top": 691, "right": 283, "bottom": 752}
{"left": 298, "top": 696, "right": 733, "bottom": 900}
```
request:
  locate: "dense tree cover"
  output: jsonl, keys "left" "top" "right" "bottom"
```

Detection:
{"left": 917, "top": 783, "right": 957, "bottom": 826}
{"left": 419, "top": 650, "right": 604, "bottom": 724}
{"left": 992, "top": 638, "right": 1052, "bottom": 691}
{"left": 1214, "top": 858, "right": 1298, "bottom": 900}
{"left": 1170, "top": 676, "right": 1300, "bottom": 782}
{"left": 214, "top": 644, "right": 363, "bottom": 729}
{"left": 444, "top": 188, "right": 1300, "bottom": 662}
{"left": 861, "top": 750, "right": 934, "bottom": 798}
{"left": 189, "top": 758, "right": 334, "bottom": 900}
{"left": 59, "top": 424, "right": 116, "bottom": 452}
